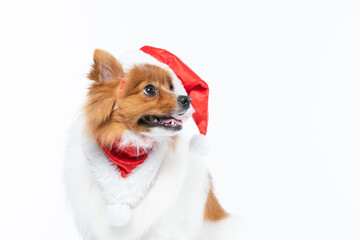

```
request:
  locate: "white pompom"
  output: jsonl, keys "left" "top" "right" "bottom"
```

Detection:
{"left": 189, "top": 134, "right": 209, "bottom": 156}
{"left": 105, "top": 204, "right": 132, "bottom": 227}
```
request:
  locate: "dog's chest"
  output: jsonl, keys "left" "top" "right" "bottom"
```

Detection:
{"left": 140, "top": 151, "right": 210, "bottom": 239}
{"left": 83, "top": 135, "right": 167, "bottom": 207}
{"left": 66, "top": 123, "right": 210, "bottom": 240}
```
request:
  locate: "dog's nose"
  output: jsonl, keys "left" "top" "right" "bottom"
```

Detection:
{"left": 177, "top": 95, "right": 191, "bottom": 109}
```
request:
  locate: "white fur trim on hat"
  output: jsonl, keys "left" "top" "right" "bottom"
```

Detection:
{"left": 105, "top": 203, "right": 132, "bottom": 227}
{"left": 118, "top": 50, "right": 187, "bottom": 96}
{"left": 189, "top": 134, "right": 209, "bottom": 156}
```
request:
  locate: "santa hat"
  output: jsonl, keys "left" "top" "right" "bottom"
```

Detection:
{"left": 119, "top": 46, "right": 209, "bottom": 136}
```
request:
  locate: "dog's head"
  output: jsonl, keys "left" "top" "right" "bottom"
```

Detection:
{"left": 84, "top": 49, "right": 192, "bottom": 147}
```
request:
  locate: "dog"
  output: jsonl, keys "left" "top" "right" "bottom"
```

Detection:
{"left": 64, "top": 46, "right": 236, "bottom": 239}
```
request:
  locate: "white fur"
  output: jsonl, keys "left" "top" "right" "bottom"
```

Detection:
{"left": 189, "top": 134, "right": 209, "bottom": 156}
{"left": 118, "top": 50, "right": 187, "bottom": 96}
{"left": 83, "top": 130, "right": 165, "bottom": 207}
{"left": 64, "top": 116, "right": 237, "bottom": 239}
{"left": 83, "top": 129, "right": 167, "bottom": 226}
{"left": 199, "top": 216, "right": 241, "bottom": 240}
{"left": 64, "top": 49, "right": 236, "bottom": 239}
{"left": 105, "top": 203, "right": 132, "bottom": 227}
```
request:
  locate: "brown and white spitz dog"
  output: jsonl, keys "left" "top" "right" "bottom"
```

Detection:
{"left": 64, "top": 46, "right": 237, "bottom": 240}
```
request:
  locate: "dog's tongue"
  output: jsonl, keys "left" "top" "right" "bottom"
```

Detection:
{"left": 161, "top": 118, "right": 183, "bottom": 125}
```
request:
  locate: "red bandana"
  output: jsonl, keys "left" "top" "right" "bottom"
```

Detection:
{"left": 99, "top": 142, "right": 152, "bottom": 178}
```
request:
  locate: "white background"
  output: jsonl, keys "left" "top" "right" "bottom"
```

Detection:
{"left": 0, "top": 0, "right": 359, "bottom": 239}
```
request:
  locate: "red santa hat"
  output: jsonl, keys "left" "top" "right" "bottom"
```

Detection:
{"left": 119, "top": 46, "right": 209, "bottom": 136}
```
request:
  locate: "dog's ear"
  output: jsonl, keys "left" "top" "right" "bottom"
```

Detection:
{"left": 85, "top": 49, "right": 124, "bottom": 134}
{"left": 88, "top": 49, "right": 124, "bottom": 82}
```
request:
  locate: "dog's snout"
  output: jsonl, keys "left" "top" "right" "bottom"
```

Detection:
{"left": 177, "top": 95, "right": 191, "bottom": 109}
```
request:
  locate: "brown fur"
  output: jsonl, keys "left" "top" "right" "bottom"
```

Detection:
{"left": 170, "top": 135, "right": 179, "bottom": 150}
{"left": 84, "top": 49, "right": 178, "bottom": 147}
{"left": 85, "top": 49, "right": 228, "bottom": 222}
{"left": 88, "top": 49, "right": 124, "bottom": 83}
{"left": 204, "top": 180, "right": 229, "bottom": 222}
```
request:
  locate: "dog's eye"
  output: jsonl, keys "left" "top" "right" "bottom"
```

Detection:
{"left": 143, "top": 84, "right": 157, "bottom": 97}
{"left": 169, "top": 85, "right": 174, "bottom": 91}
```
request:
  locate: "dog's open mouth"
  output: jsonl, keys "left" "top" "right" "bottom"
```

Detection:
{"left": 139, "top": 115, "right": 183, "bottom": 130}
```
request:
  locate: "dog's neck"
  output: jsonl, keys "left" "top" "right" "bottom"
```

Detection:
{"left": 99, "top": 142, "right": 154, "bottom": 178}
{"left": 98, "top": 130, "right": 177, "bottom": 178}
{"left": 97, "top": 131, "right": 154, "bottom": 178}
{"left": 117, "top": 130, "right": 156, "bottom": 150}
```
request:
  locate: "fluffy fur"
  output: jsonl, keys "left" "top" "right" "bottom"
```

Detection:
{"left": 64, "top": 49, "right": 235, "bottom": 239}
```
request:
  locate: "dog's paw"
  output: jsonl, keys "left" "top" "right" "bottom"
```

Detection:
{"left": 189, "top": 134, "right": 209, "bottom": 156}
{"left": 106, "top": 204, "right": 132, "bottom": 227}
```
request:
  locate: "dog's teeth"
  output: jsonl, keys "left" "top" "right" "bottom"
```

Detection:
{"left": 171, "top": 121, "right": 175, "bottom": 126}
{"left": 153, "top": 118, "right": 158, "bottom": 123}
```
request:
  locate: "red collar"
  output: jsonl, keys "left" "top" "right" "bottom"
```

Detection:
{"left": 99, "top": 141, "right": 153, "bottom": 178}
